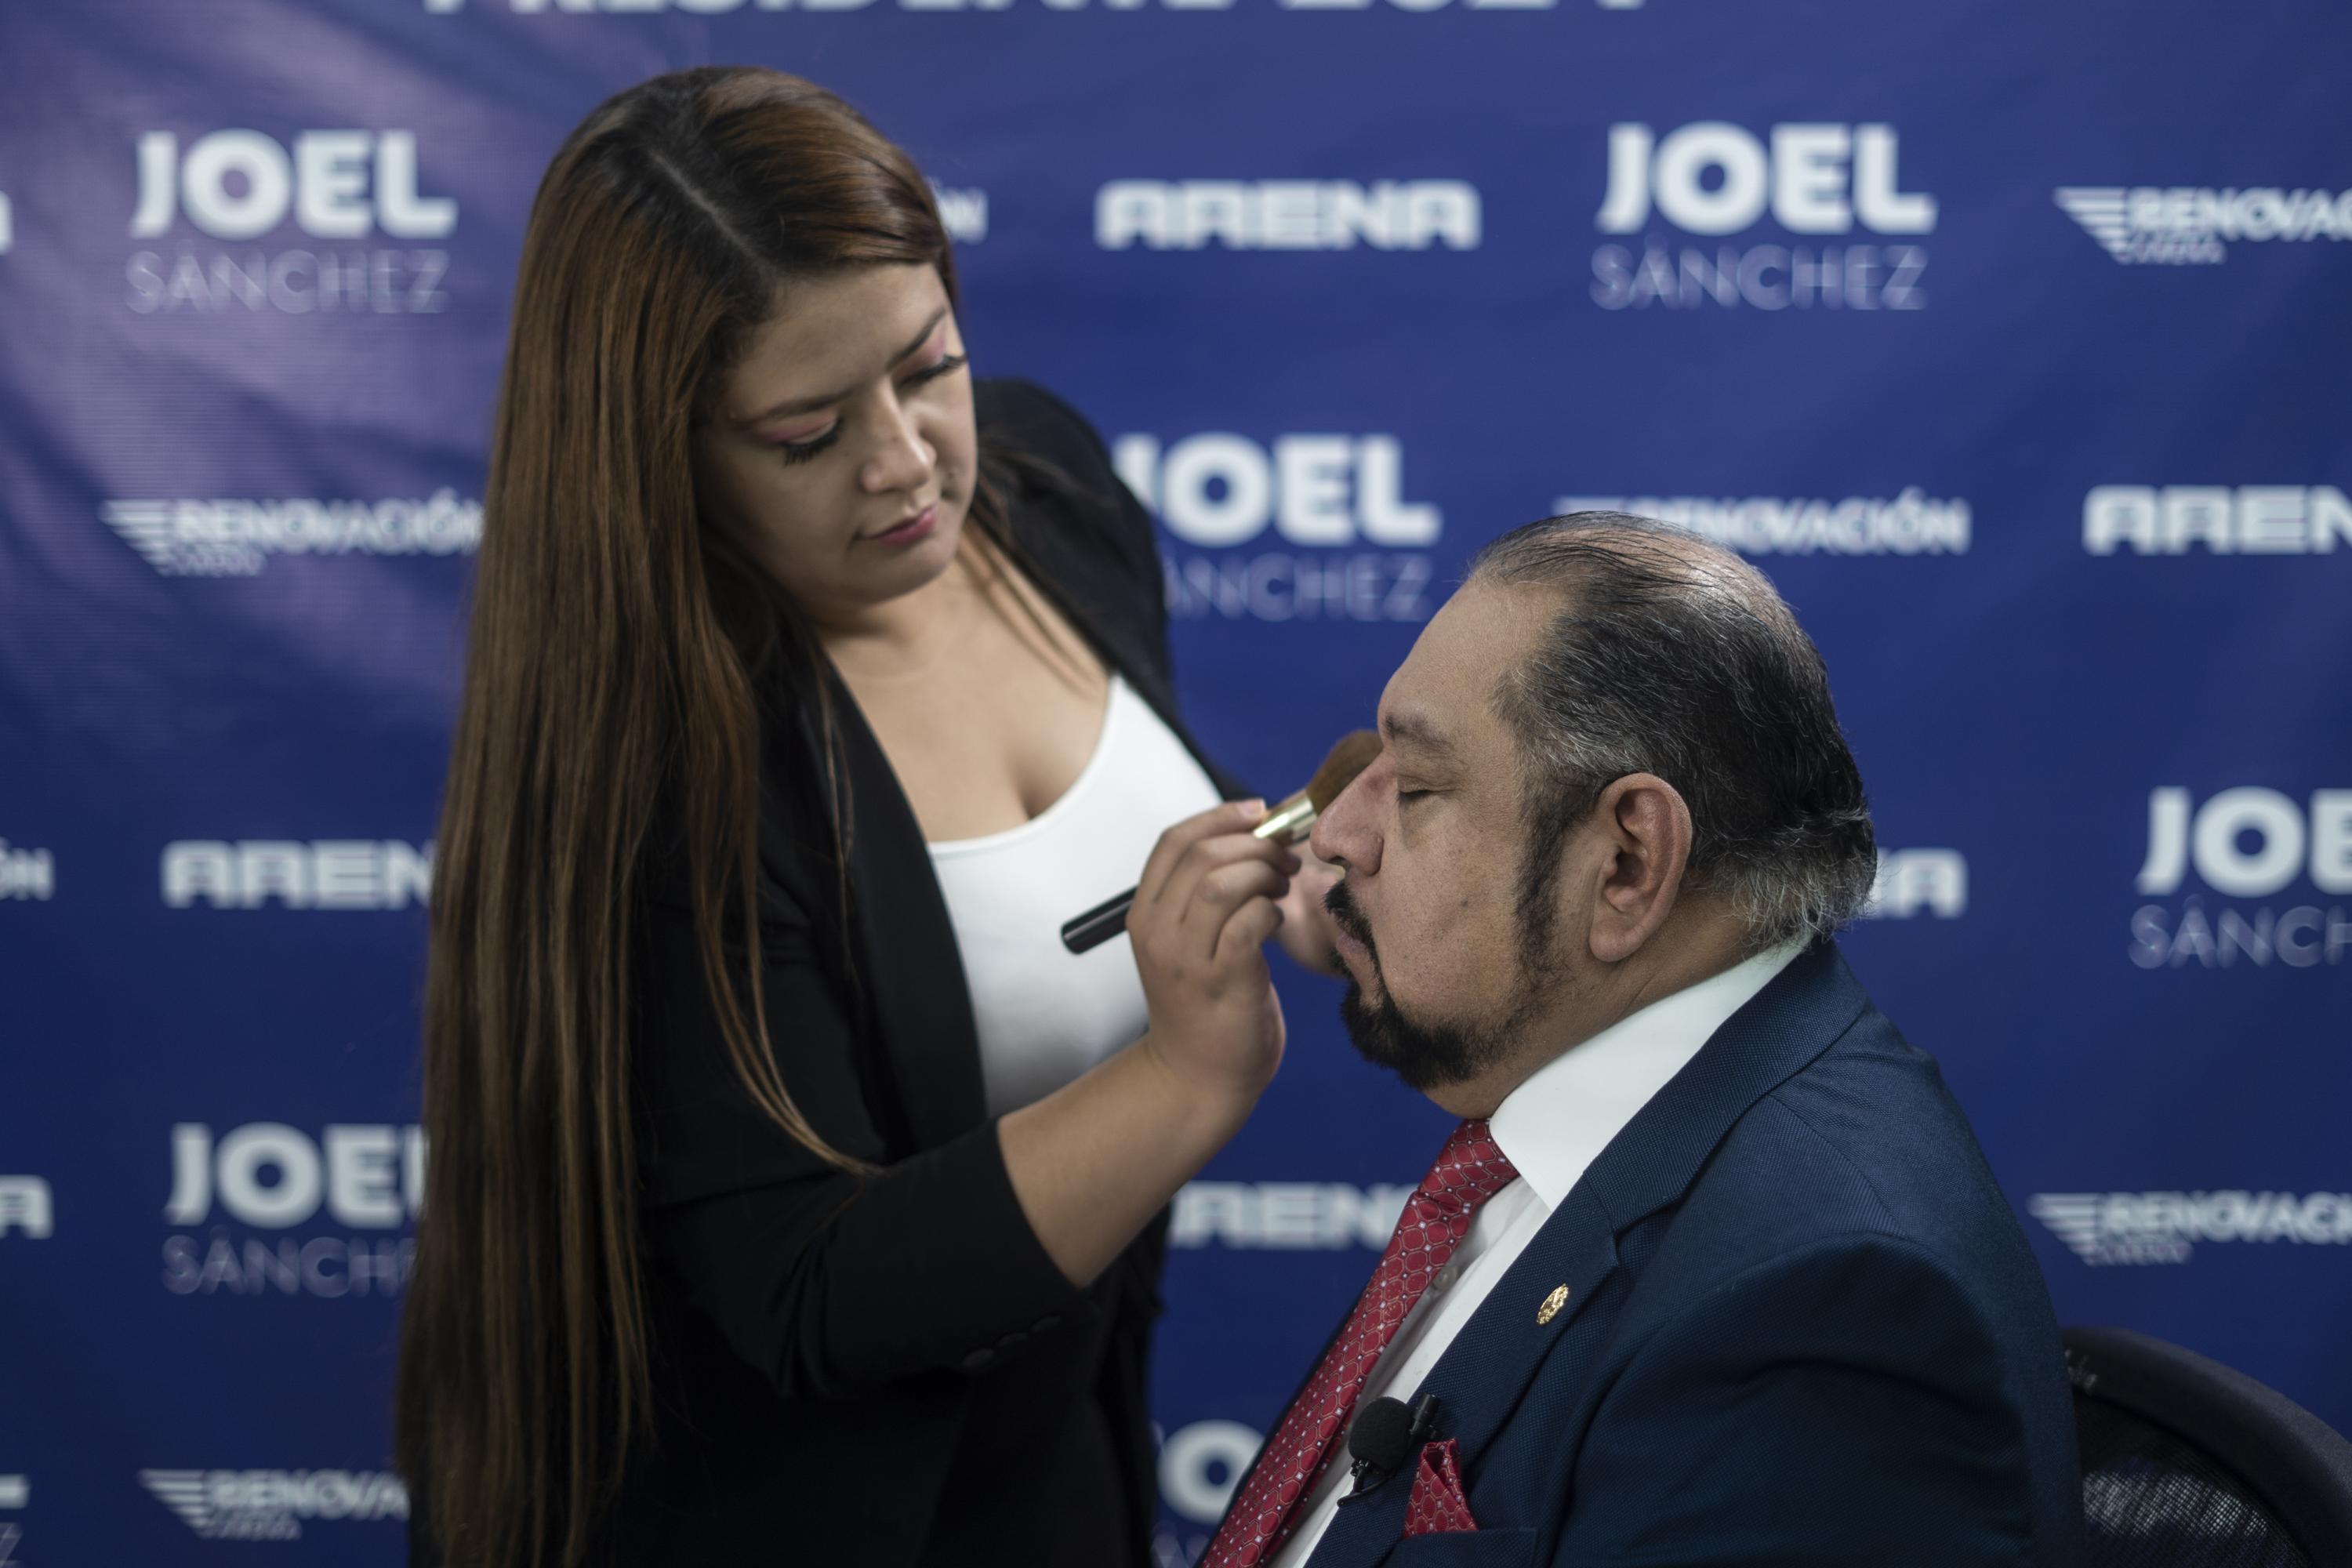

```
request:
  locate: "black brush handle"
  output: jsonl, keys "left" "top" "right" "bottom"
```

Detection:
{"left": 1062, "top": 885, "right": 1138, "bottom": 953}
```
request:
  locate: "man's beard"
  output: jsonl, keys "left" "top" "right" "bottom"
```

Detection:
{"left": 1323, "top": 878, "right": 1557, "bottom": 1092}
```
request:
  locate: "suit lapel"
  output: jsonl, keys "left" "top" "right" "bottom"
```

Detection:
{"left": 808, "top": 662, "right": 991, "bottom": 1155}
{"left": 1301, "top": 941, "right": 1873, "bottom": 1566}
{"left": 1305, "top": 1183, "right": 1621, "bottom": 1564}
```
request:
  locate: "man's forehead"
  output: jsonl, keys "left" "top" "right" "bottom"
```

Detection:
{"left": 1378, "top": 580, "right": 1543, "bottom": 756}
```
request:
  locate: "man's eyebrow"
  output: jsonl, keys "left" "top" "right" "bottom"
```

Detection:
{"left": 1378, "top": 707, "right": 1456, "bottom": 759}
{"left": 733, "top": 307, "right": 949, "bottom": 428}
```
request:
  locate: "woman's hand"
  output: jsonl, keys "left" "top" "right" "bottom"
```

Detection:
{"left": 1125, "top": 798, "right": 1295, "bottom": 1111}
{"left": 1274, "top": 843, "right": 1347, "bottom": 978}
{"left": 1000, "top": 798, "right": 1295, "bottom": 1288}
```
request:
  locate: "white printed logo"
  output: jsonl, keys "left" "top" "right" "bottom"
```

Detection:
{"left": 103, "top": 491, "right": 480, "bottom": 577}
{"left": 931, "top": 183, "right": 986, "bottom": 244}
{"left": 2056, "top": 186, "right": 2352, "bottom": 267}
{"left": 1160, "top": 1420, "right": 1263, "bottom": 1529}
{"left": 1170, "top": 1181, "right": 1412, "bottom": 1250}
{"left": 2031, "top": 1191, "right": 2352, "bottom": 1266}
{"left": 0, "top": 1178, "right": 53, "bottom": 1240}
{"left": 2130, "top": 788, "right": 2352, "bottom": 970}
{"left": 1593, "top": 122, "right": 1931, "bottom": 310}
{"left": 1860, "top": 850, "right": 1966, "bottom": 920}
{"left": 127, "top": 130, "right": 454, "bottom": 313}
{"left": 164, "top": 1123, "right": 424, "bottom": 1299}
{"left": 140, "top": 1469, "right": 408, "bottom": 1541}
{"left": 1554, "top": 489, "right": 1969, "bottom": 556}
{"left": 2137, "top": 789, "right": 2351, "bottom": 898}
{"left": 132, "top": 131, "right": 453, "bottom": 241}
{"left": 0, "top": 840, "right": 53, "bottom": 901}
{"left": 0, "top": 1473, "right": 21, "bottom": 1568}
{"left": 1599, "top": 123, "right": 1933, "bottom": 237}
{"left": 1119, "top": 434, "right": 1439, "bottom": 624}
{"left": 1097, "top": 182, "right": 1479, "bottom": 252}
{"left": 2083, "top": 486, "right": 2351, "bottom": 556}
{"left": 162, "top": 840, "right": 434, "bottom": 909}
{"left": 168, "top": 1123, "right": 424, "bottom": 1230}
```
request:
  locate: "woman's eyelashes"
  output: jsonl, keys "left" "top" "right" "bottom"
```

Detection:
{"left": 771, "top": 353, "right": 968, "bottom": 467}
{"left": 914, "top": 350, "right": 968, "bottom": 385}
{"left": 773, "top": 426, "right": 840, "bottom": 465}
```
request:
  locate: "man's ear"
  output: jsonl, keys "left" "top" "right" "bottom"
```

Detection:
{"left": 1584, "top": 773, "right": 1693, "bottom": 964}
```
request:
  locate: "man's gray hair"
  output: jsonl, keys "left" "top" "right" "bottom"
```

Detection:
{"left": 1467, "top": 511, "right": 1877, "bottom": 955}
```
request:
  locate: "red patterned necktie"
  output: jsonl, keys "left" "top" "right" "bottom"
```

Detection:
{"left": 1202, "top": 1119, "right": 1521, "bottom": 1567}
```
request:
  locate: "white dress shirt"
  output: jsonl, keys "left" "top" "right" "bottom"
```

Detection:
{"left": 1266, "top": 935, "right": 1809, "bottom": 1566}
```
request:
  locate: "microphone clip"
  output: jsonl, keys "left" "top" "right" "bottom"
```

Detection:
{"left": 1340, "top": 1392, "right": 1442, "bottom": 1503}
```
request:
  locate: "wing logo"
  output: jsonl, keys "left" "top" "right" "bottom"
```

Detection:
{"left": 135, "top": 1468, "right": 408, "bottom": 1539}
{"left": 2031, "top": 1190, "right": 2352, "bottom": 1266}
{"left": 2027, "top": 1194, "right": 2111, "bottom": 1262}
{"left": 98, "top": 493, "right": 481, "bottom": 576}
{"left": 100, "top": 502, "right": 179, "bottom": 571}
{"left": 2053, "top": 184, "right": 2352, "bottom": 266}
{"left": 138, "top": 1472, "right": 217, "bottom": 1536}
{"left": 2053, "top": 188, "right": 2133, "bottom": 260}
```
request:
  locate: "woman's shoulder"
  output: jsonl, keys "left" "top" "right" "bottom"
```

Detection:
{"left": 973, "top": 376, "right": 1119, "bottom": 481}
{"left": 972, "top": 376, "right": 1160, "bottom": 591}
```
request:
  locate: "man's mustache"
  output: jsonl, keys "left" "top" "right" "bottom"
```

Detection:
{"left": 1325, "top": 881, "right": 1375, "bottom": 960}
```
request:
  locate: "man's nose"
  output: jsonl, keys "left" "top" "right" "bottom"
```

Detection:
{"left": 1309, "top": 757, "right": 1383, "bottom": 875}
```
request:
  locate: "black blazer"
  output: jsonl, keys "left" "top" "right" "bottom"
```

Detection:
{"left": 602, "top": 380, "right": 1253, "bottom": 1566}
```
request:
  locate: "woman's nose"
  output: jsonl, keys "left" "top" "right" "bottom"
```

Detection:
{"left": 861, "top": 401, "right": 934, "bottom": 492}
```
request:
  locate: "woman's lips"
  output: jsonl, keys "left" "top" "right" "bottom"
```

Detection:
{"left": 868, "top": 504, "right": 937, "bottom": 547}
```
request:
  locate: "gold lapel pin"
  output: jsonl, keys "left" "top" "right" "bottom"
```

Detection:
{"left": 1537, "top": 1284, "right": 1571, "bottom": 1325}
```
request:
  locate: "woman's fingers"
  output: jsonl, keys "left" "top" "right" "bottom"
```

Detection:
{"left": 1214, "top": 894, "right": 1286, "bottom": 967}
{"left": 1162, "top": 838, "right": 1298, "bottom": 953}
{"left": 1134, "top": 800, "right": 1265, "bottom": 909}
{"left": 1178, "top": 859, "right": 1290, "bottom": 957}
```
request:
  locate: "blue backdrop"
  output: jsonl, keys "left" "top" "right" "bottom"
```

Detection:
{"left": 2, "top": 1, "right": 2348, "bottom": 1559}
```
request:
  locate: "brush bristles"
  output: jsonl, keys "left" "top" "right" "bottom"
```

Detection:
{"left": 1305, "top": 730, "right": 1382, "bottom": 812}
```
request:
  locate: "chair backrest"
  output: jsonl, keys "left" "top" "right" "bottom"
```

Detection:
{"left": 2067, "top": 1326, "right": 2352, "bottom": 1568}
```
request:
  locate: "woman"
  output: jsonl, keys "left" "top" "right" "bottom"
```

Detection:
{"left": 394, "top": 65, "right": 1344, "bottom": 1568}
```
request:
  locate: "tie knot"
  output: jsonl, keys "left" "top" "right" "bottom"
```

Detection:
{"left": 1417, "top": 1118, "right": 1518, "bottom": 1214}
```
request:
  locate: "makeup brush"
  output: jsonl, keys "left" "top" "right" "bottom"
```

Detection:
{"left": 1060, "top": 729, "right": 1382, "bottom": 956}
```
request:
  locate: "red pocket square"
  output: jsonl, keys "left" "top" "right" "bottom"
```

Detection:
{"left": 1401, "top": 1437, "right": 1478, "bottom": 1537}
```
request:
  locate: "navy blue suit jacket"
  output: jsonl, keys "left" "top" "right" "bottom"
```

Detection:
{"left": 1287, "top": 939, "right": 2082, "bottom": 1567}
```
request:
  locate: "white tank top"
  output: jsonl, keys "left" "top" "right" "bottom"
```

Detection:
{"left": 926, "top": 672, "right": 1226, "bottom": 1119}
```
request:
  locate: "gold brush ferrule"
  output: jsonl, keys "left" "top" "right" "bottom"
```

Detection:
{"left": 1250, "top": 791, "right": 1319, "bottom": 844}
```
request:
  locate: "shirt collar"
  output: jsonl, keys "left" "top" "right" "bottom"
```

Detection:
{"left": 1487, "top": 936, "right": 1809, "bottom": 1210}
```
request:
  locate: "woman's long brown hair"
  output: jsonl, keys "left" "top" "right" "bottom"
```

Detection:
{"left": 394, "top": 67, "right": 1031, "bottom": 1566}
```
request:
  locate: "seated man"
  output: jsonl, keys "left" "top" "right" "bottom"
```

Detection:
{"left": 1207, "top": 513, "right": 2079, "bottom": 1567}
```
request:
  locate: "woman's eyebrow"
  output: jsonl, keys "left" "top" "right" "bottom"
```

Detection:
{"left": 734, "top": 307, "right": 949, "bottom": 428}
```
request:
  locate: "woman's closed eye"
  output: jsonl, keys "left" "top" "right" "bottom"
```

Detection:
{"left": 908, "top": 350, "right": 967, "bottom": 388}
{"left": 774, "top": 426, "right": 841, "bottom": 465}
{"left": 772, "top": 353, "right": 968, "bottom": 466}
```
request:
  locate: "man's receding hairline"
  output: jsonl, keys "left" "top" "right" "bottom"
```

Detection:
{"left": 1476, "top": 524, "right": 1818, "bottom": 677}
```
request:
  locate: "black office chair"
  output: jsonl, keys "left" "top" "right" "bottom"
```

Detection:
{"left": 2067, "top": 1326, "right": 2352, "bottom": 1567}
